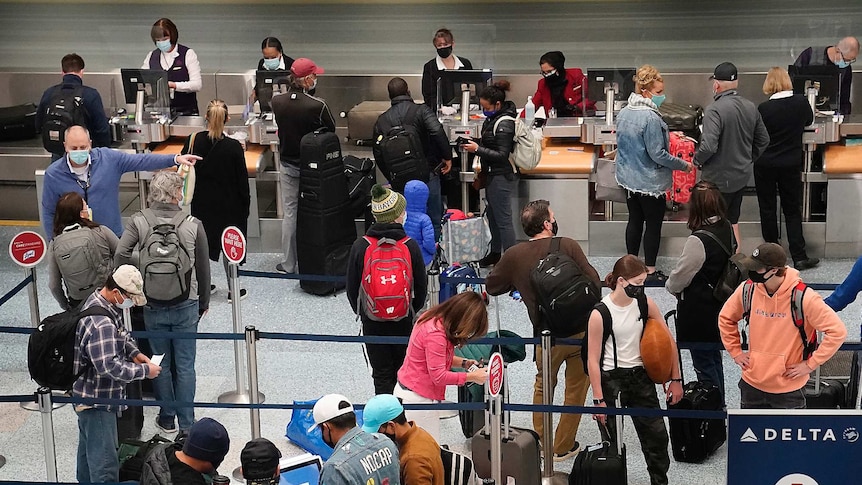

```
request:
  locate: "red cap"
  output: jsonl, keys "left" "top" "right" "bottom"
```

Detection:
{"left": 291, "top": 58, "right": 324, "bottom": 77}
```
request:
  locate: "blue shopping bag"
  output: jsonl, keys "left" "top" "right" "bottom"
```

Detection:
{"left": 285, "top": 398, "right": 364, "bottom": 460}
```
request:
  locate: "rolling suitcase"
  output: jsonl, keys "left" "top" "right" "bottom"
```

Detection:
{"left": 569, "top": 397, "right": 626, "bottom": 485}
{"left": 457, "top": 383, "right": 485, "bottom": 438}
{"left": 666, "top": 132, "right": 697, "bottom": 208}
{"left": 658, "top": 103, "right": 703, "bottom": 133}
{"left": 344, "top": 100, "right": 391, "bottom": 145}
{"left": 299, "top": 128, "right": 349, "bottom": 211}
{"left": 819, "top": 350, "right": 861, "bottom": 409}
{"left": 0, "top": 103, "right": 38, "bottom": 141}
{"left": 804, "top": 365, "right": 845, "bottom": 409}
{"left": 668, "top": 382, "right": 726, "bottom": 462}
{"left": 439, "top": 263, "right": 485, "bottom": 303}
{"left": 117, "top": 379, "right": 144, "bottom": 441}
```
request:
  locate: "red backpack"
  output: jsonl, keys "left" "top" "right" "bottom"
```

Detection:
{"left": 360, "top": 236, "right": 414, "bottom": 321}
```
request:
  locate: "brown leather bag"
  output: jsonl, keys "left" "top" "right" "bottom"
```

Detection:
{"left": 640, "top": 318, "right": 675, "bottom": 384}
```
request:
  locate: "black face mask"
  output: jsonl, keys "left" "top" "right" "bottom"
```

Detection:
{"left": 748, "top": 270, "right": 773, "bottom": 284}
{"left": 623, "top": 283, "right": 645, "bottom": 300}
{"left": 551, "top": 220, "right": 559, "bottom": 236}
{"left": 436, "top": 46, "right": 453, "bottom": 58}
{"left": 321, "top": 424, "right": 334, "bottom": 449}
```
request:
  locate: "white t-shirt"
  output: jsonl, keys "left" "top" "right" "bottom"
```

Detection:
{"left": 601, "top": 294, "right": 645, "bottom": 371}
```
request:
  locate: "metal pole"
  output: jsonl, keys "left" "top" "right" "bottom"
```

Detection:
{"left": 245, "top": 325, "right": 262, "bottom": 439}
{"left": 540, "top": 331, "right": 555, "bottom": 481}
{"left": 427, "top": 268, "right": 440, "bottom": 308}
{"left": 27, "top": 267, "right": 40, "bottom": 327}
{"left": 490, "top": 393, "right": 502, "bottom": 485}
{"left": 37, "top": 387, "right": 58, "bottom": 482}
{"left": 219, "top": 263, "right": 250, "bottom": 403}
{"left": 460, "top": 88, "right": 471, "bottom": 214}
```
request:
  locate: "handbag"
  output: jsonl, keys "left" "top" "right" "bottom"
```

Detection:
{"left": 285, "top": 398, "right": 364, "bottom": 460}
{"left": 178, "top": 132, "right": 198, "bottom": 208}
{"left": 595, "top": 157, "right": 627, "bottom": 203}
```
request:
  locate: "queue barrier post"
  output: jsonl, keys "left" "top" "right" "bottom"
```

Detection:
{"left": 219, "top": 263, "right": 263, "bottom": 404}
{"left": 37, "top": 387, "right": 58, "bottom": 482}
{"left": 540, "top": 331, "right": 554, "bottom": 482}
{"left": 489, "top": 392, "right": 503, "bottom": 485}
{"left": 246, "top": 325, "right": 262, "bottom": 440}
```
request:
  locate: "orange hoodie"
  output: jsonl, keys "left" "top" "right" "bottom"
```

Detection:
{"left": 718, "top": 268, "right": 847, "bottom": 394}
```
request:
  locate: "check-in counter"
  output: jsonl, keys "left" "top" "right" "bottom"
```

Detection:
{"left": 824, "top": 144, "right": 862, "bottom": 256}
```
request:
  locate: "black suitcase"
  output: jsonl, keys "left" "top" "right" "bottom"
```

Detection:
{"left": 117, "top": 379, "right": 144, "bottom": 441}
{"left": 299, "top": 128, "right": 349, "bottom": 211}
{"left": 0, "top": 103, "right": 38, "bottom": 141}
{"left": 804, "top": 366, "right": 845, "bottom": 409}
{"left": 668, "top": 382, "right": 726, "bottom": 462}
{"left": 128, "top": 306, "right": 154, "bottom": 398}
{"left": 658, "top": 103, "right": 703, "bottom": 131}
{"left": 343, "top": 155, "right": 376, "bottom": 219}
{"left": 457, "top": 383, "right": 485, "bottom": 438}
{"left": 819, "top": 350, "right": 861, "bottom": 409}
{"left": 296, "top": 238, "right": 352, "bottom": 296}
{"left": 569, "top": 404, "right": 626, "bottom": 485}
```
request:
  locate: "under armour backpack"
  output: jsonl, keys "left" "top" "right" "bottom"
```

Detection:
{"left": 493, "top": 115, "right": 542, "bottom": 171}
{"left": 530, "top": 237, "right": 600, "bottom": 337}
{"left": 359, "top": 236, "right": 414, "bottom": 321}
{"left": 136, "top": 209, "right": 193, "bottom": 306}
{"left": 376, "top": 103, "right": 429, "bottom": 192}
{"left": 28, "top": 304, "right": 114, "bottom": 390}
{"left": 41, "top": 84, "right": 87, "bottom": 154}
{"left": 52, "top": 225, "right": 111, "bottom": 301}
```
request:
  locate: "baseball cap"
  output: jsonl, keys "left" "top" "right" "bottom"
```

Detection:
{"left": 291, "top": 58, "right": 325, "bottom": 78}
{"left": 112, "top": 265, "right": 146, "bottom": 306}
{"left": 182, "top": 417, "right": 231, "bottom": 470}
{"left": 361, "top": 394, "right": 403, "bottom": 433}
{"left": 710, "top": 62, "right": 738, "bottom": 81}
{"left": 308, "top": 394, "right": 354, "bottom": 432}
{"left": 739, "top": 243, "right": 787, "bottom": 271}
{"left": 241, "top": 438, "right": 282, "bottom": 483}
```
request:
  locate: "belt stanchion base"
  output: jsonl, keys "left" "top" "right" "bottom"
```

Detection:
{"left": 0, "top": 454, "right": 5, "bottom": 469}
{"left": 219, "top": 263, "right": 264, "bottom": 404}
{"left": 37, "top": 387, "right": 58, "bottom": 482}
{"left": 21, "top": 392, "right": 65, "bottom": 412}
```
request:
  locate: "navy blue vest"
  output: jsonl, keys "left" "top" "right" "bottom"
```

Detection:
{"left": 149, "top": 44, "right": 199, "bottom": 116}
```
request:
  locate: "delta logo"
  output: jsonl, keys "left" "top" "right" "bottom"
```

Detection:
{"left": 738, "top": 426, "right": 857, "bottom": 443}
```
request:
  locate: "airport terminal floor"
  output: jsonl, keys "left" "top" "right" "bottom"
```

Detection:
{"left": 0, "top": 225, "right": 860, "bottom": 484}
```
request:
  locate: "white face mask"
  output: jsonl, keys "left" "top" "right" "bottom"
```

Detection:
{"left": 400, "top": 212, "right": 407, "bottom": 225}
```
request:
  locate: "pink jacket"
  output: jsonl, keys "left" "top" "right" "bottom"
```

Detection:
{"left": 397, "top": 318, "right": 467, "bottom": 400}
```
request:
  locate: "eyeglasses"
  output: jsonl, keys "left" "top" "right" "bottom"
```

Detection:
{"left": 838, "top": 48, "right": 857, "bottom": 65}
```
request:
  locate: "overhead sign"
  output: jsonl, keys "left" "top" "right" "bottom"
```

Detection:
{"left": 488, "top": 352, "right": 504, "bottom": 397}
{"left": 727, "top": 409, "right": 862, "bottom": 484}
{"left": 9, "top": 231, "right": 46, "bottom": 268}
{"left": 221, "top": 226, "right": 246, "bottom": 264}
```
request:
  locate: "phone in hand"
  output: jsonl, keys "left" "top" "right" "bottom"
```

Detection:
{"left": 433, "top": 161, "right": 447, "bottom": 174}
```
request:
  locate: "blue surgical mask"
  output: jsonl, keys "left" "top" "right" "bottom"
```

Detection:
{"left": 263, "top": 57, "right": 281, "bottom": 70}
{"left": 650, "top": 92, "right": 667, "bottom": 108}
{"left": 68, "top": 150, "right": 89, "bottom": 165}
{"left": 836, "top": 59, "right": 851, "bottom": 69}
{"left": 156, "top": 39, "right": 172, "bottom": 53}
{"left": 483, "top": 109, "right": 497, "bottom": 118}
{"left": 116, "top": 292, "right": 135, "bottom": 309}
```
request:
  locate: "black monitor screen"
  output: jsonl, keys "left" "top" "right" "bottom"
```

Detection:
{"left": 256, "top": 69, "right": 290, "bottom": 113}
{"left": 120, "top": 69, "right": 169, "bottom": 105}
{"left": 437, "top": 69, "right": 493, "bottom": 107}
{"left": 587, "top": 68, "right": 636, "bottom": 105}
{"left": 788, "top": 64, "right": 840, "bottom": 111}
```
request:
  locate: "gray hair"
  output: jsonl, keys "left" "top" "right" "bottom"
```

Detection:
{"left": 64, "top": 125, "right": 90, "bottom": 139}
{"left": 148, "top": 171, "right": 183, "bottom": 204}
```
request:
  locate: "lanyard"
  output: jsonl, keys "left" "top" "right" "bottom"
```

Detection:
{"left": 75, "top": 166, "right": 91, "bottom": 202}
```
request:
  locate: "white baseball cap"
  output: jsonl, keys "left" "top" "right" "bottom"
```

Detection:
{"left": 308, "top": 394, "right": 354, "bottom": 432}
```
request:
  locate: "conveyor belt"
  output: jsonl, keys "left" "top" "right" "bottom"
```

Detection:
{"left": 824, "top": 145, "right": 862, "bottom": 174}
{"left": 520, "top": 141, "right": 595, "bottom": 176}
{"left": 149, "top": 137, "right": 270, "bottom": 177}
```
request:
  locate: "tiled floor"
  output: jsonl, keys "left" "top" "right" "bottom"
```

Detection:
{"left": 0, "top": 225, "right": 859, "bottom": 484}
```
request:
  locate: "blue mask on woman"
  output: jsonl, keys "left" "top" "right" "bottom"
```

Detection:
{"left": 483, "top": 109, "right": 497, "bottom": 118}
{"left": 650, "top": 92, "right": 667, "bottom": 108}
{"left": 263, "top": 57, "right": 281, "bottom": 70}
{"left": 155, "top": 39, "right": 172, "bottom": 53}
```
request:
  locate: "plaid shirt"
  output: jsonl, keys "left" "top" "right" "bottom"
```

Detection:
{"left": 72, "top": 291, "right": 147, "bottom": 413}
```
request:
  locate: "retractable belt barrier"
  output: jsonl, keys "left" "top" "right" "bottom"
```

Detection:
{"left": 0, "top": 274, "right": 34, "bottom": 308}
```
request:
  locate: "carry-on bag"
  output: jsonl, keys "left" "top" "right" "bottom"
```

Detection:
{"left": 595, "top": 157, "right": 627, "bottom": 203}
{"left": 666, "top": 132, "right": 697, "bottom": 207}
{"left": 117, "top": 379, "right": 144, "bottom": 441}
{"left": 658, "top": 103, "right": 703, "bottom": 133}
{"left": 805, "top": 362, "right": 846, "bottom": 409}
{"left": 569, "top": 397, "right": 627, "bottom": 485}
{"left": 286, "top": 398, "right": 364, "bottom": 460}
{"left": 441, "top": 210, "right": 491, "bottom": 264}
{"left": 118, "top": 434, "right": 173, "bottom": 482}
{"left": 299, "top": 128, "right": 349, "bottom": 212}
{"left": 344, "top": 100, "right": 391, "bottom": 144}
{"left": 439, "top": 262, "right": 486, "bottom": 303}
{"left": 819, "top": 349, "right": 861, "bottom": 409}
{"left": 0, "top": 103, "right": 38, "bottom": 141}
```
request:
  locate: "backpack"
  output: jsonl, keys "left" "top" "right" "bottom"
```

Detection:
{"left": 343, "top": 155, "right": 376, "bottom": 218}
{"left": 52, "top": 224, "right": 110, "bottom": 301}
{"left": 581, "top": 296, "right": 649, "bottom": 375}
{"left": 119, "top": 435, "right": 173, "bottom": 482}
{"left": 28, "top": 304, "right": 115, "bottom": 390}
{"left": 359, "top": 236, "right": 414, "bottom": 321}
{"left": 136, "top": 209, "right": 193, "bottom": 306}
{"left": 530, "top": 237, "right": 600, "bottom": 337}
{"left": 41, "top": 84, "right": 87, "bottom": 154}
{"left": 376, "top": 103, "right": 429, "bottom": 191}
{"left": 493, "top": 115, "right": 542, "bottom": 170}
{"left": 741, "top": 280, "right": 817, "bottom": 360}
{"left": 694, "top": 229, "right": 746, "bottom": 301}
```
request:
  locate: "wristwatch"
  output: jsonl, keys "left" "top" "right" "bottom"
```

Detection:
{"left": 593, "top": 398, "right": 605, "bottom": 405}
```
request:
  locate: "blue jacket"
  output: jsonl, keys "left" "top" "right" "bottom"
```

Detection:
{"left": 615, "top": 93, "right": 689, "bottom": 197}
{"left": 35, "top": 74, "right": 112, "bottom": 152}
{"left": 403, "top": 180, "right": 436, "bottom": 264}
{"left": 825, "top": 255, "right": 862, "bottom": 313}
{"left": 42, "top": 148, "right": 178, "bottom": 239}
{"left": 319, "top": 427, "right": 400, "bottom": 485}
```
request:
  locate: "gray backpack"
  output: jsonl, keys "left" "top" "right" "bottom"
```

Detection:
{"left": 53, "top": 225, "right": 109, "bottom": 301}
{"left": 137, "top": 209, "right": 193, "bottom": 306}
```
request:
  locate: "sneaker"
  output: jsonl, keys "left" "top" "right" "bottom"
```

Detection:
{"left": 209, "top": 284, "right": 217, "bottom": 295}
{"left": 795, "top": 258, "right": 820, "bottom": 271}
{"left": 553, "top": 442, "right": 581, "bottom": 462}
{"left": 275, "top": 263, "right": 293, "bottom": 274}
{"left": 155, "top": 417, "right": 177, "bottom": 435}
{"left": 478, "top": 252, "right": 501, "bottom": 268}
{"left": 228, "top": 289, "right": 248, "bottom": 302}
{"left": 645, "top": 270, "right": 668, "bottom": 285}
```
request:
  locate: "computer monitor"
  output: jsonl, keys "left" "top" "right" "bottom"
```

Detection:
{"left": 587, "top": 68, "right": 636, "bottom": 107}
{"left": 256, "top": 69, "right": 290, "bottom": 113}
{"left": 278, "top": 454, "right": 323, "bottom": 485}
{"left": 120, "top": 68, "right": 170, "bottom": 106}
{"left": 788, "top": 64, "right": 840, "bottom": 112}
{"left": 437, "top": 69, "right": 493, "bottom": 109}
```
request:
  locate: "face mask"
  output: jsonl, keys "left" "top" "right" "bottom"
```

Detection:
{"left": 321, "top": 425, "right": 335, "bottom": 449}
{"left": 68, "top": 149, "right": 89, "bottom": 166}
{"left": 483, "top": 109, "right": 497, "bottom": 118}
{"left": 306, "top": 77, "right": 318, "bottom": 92}
{"left": 401, "top": 212, "right": 407, "bottom": 225}
{"left": 263, "top": 57, "right": 281, "bottom": 70}
{"left": 542, "top": 69, "right": 557, "bottom": 78}
{"left": 650, "top": 92, "right": 667, "bottom": 107}
{"left": 115, "top": 291, "right": 135, "bottom": 309}
{"left": 436, "top": 46, "right": 453, "bottom": 58}
{"left": 836, "top": 59, "right": 850, "bottom": 69}
{"left": 156, "top": 39, "right": 172, "bottom": 53}
{"left": 623, "top": 281, "right": 645, "bottom": 299}
{"left": 550, "top": 220, "right": 559, "bottom": 236}
{"left": 748, "top": 269, "right": 774, "bottom": 284}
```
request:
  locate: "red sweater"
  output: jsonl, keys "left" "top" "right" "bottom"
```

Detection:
{"left": 522, "top": 68, "right": 596, "bottom": 118}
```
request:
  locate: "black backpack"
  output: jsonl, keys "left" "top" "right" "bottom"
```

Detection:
{"left": 343, "top": 155, "right": 376, "bottom": 218}
{"left": 530, "top": 237, "right": 600, "bottom": 337}
{"left": 119, "top": 435, "right": 173, "bottom": 482}
{"left": 694, "top": 230, "right": 747, "bottom": 301}
{"left": 41, "top": 84, "right": 87, "bottom": 154}
{"left": 581, "top": 296, "right": 649, "bottom": 375}
{"left": 28, "top": 304, "right": 114, "bottom": 390}
{"left": 376, "top": 103, "right": 429, "bottom": 192}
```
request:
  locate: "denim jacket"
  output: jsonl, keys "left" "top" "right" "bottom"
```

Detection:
{"left": 615, "top": 93, "right": 689, "bottom": 197}
{"left": 319, "top": 427, "right": 401, "bottom": 485}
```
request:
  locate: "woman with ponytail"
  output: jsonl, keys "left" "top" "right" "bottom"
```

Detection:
{"left": 183, "top": 99, "right": 251, "bottom": 301}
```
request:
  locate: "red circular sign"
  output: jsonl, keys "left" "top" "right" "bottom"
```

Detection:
{"left": 488, "top": 352, "right": 504, "bottom": 397}
{"left": 8, "top": 231, "right": 47, "bottom": 268}
{"left": 221, "top": 226, "right": 247, "bottom": 264}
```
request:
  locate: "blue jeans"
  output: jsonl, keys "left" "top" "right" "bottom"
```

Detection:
{"left": 144, "top": 299, "right": 199, "bottom": 430}
{"left": 486, "top": 172, "right": 519, "bottom": 253}
{"left": 427, "top": 173, "right": 443, "bottom": 241}
{"left": 76, "top": 407, "right": 119, "bottom": 483}
{"left": 689, "top": 349, "right": 726, "bottom": 405}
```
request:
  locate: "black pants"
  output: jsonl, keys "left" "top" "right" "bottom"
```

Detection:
{"left": 625, "top": 191, "right": 666, "bottom": 266}
{"left": 601, "top": 367, "right": 670, "bottom": 485}
{"left": 363, "top": 320, "right": 410, "bottom": 395}
{"left": 754, "top": 165, "right": 808, "bottom": 262}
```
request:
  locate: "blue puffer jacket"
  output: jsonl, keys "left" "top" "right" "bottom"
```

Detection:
{"left": 403, "top": 180, "right": 436, "bottom": 265}
{"left": 615, "top": 93, "right": 689, "bottom": 197}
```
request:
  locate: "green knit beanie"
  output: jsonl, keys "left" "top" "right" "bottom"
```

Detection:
{"left": 370, "top": 184, "right": 406, "bottom": 223}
